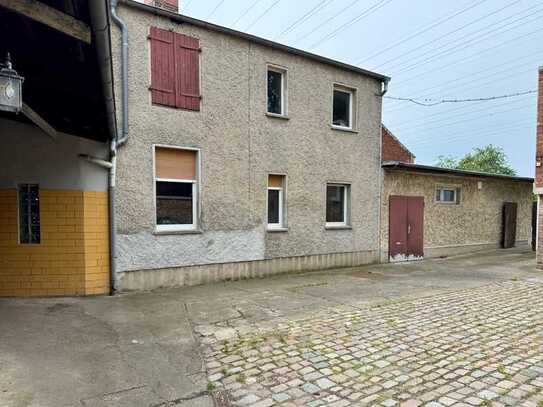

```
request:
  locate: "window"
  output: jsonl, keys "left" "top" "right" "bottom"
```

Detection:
{"left": 436, "top": 187, "right": 460, "bottom": 204}
{"left": 332, "top": 86, "right": 354, "bottom": 129}
{"left": 18, "top": 184, "right": 40, "bottom": 244}
{"left": 267, "top": 174, "right": 285, "bottom": 229}
{"left": 154, "top": 147, "right": 198, "bottom": 231}
{"left": 267, "top": 67, "right": 286, "bottom": 116}
{"left": 149, "top": 26, "right": 201, "bottom": 111}
{"left": 326, "top": 184, "right": 350, "bottom": 227}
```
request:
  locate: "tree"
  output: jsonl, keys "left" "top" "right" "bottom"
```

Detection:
{"left": 435, "top": 145, "right": 516, "bottom": 176}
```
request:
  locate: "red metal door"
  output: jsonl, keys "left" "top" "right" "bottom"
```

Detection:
{"left": 407, "top": 197, "right": 424, "bottom": 259}
{"left": 389, "top": 196, "right": 408, "bottom": 261}
{"left": 389, "top": 196, "right": 424, "bottom": 262}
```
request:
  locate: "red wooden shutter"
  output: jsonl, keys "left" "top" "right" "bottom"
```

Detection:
{"left": 174, "top": 33, "right": 201, "bottom": 111}
{"left": 149, "top": 27, "right": 176, "bottom": 107}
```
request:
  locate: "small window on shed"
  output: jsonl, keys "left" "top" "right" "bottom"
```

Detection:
{"left": 436, "top": 187, "right": 460, "bottom": 204}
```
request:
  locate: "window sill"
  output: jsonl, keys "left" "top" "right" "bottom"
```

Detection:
{"left": 267, "top": 227, "right": 289, "bottom": 233}
{"left": 331, "top": 126, "right": 358, "bottom": 134}
{"left": 325, "top": 225, "right": 352, "bottom": 230}
{"left": 153, "top": 229, "right": 203, "bottom": 236}
{"left": 266, "top": 112, "right": 290, "bottom": 120}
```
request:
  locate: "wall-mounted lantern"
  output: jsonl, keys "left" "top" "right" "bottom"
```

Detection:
{"left": 0, "top": 53, "right": 24, "bottom": 114}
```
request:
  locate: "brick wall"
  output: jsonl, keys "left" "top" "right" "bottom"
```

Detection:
{"left": 0, "top": 189, "right": 109, "bottom": 297}
{"left": 382, "top": 126, "right": 415, "bottom": 163}
{"left": 144, "top": 0, "right": 178, "bottom": 12}
{"left": 537, "top": 68, "right": 543, "bottom": 270}
{"left": 536, "top": 68, "right": 543, "bottom": 189}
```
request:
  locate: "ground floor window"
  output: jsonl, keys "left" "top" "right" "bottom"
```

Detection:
{"left": 18, "top": 184, "right": 40, "bottom": 244}
{"left": 154, "top": 146, "right": 198, "bottom": 231}
{"left": 436, "top": 186, "right": 460, "bottom": 204}
{"left": 267, "top": 174, "right": 285, "bottom": 229}
{"left": 326, "top": 183, "right": 350, "bottom": 227}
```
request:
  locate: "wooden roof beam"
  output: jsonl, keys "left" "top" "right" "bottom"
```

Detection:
{"left": 0, "top": 0, "right": 91, "bottom": 44}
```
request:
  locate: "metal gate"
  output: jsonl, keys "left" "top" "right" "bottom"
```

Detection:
{"left": 389, "top": 196, "right": 424, "bottom": 262}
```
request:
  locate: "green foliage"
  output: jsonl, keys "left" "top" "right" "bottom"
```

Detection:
{"left": 435, "top": 145, "right": 516, "bottom": 176}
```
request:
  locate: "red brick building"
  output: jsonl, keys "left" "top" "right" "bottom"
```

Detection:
{"left": 535, "top": 67, "right": 543, "bottom": 269}
{"left": 382, "top": 125, "right": 416, "bottom": 163}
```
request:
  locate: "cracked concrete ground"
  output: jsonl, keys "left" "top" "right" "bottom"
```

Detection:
{"left": 0, "top": 247, "right": 539, "bottom": 406}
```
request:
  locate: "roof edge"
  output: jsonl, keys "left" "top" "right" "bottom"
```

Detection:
{"left": 121, "top": 0, "right": 391, "bottom": 82}
{"left": 382, "top": 161, "right": 533, "bottom": 183}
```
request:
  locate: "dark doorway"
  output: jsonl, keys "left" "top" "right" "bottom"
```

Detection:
{"left": 502, "top": 202, "right": 518, "bottom": 249}
{"left": 532, "top": 201, "right": 537, "bottom": 251}
{"left": 389, "top": 196, "right": 424, "bottom": 262}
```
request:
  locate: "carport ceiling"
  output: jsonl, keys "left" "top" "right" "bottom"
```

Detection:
{"left": 0, "top": 0, "right": 110, "bottom": 142}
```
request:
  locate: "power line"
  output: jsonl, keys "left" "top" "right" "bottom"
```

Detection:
{"left": 275, "top": 0, "right": 333, "bottom": 40}
{"left": 232, "top": 0, "right": 266, "bottom": 27}
{"left": 245, "top": 0, "right": 282, "bottom": 31}
{"left": 385, "top": 60, "right": 542, "bottom": 116}
{"left": 308, "top": 0, "right": 394, "bottom": 49}
{"left": 410, "top": 123, "right": 534, "bottom": 148}
{"left": 183, "top": 0, "right": 194, "bottom": 12}
{"left": 402, "top": 118, "right": 535, "bottom": 145}
{"left": 206, "top": 0, "right": 227, "bottom": 19}
{"left": 385, "top": 61, "right": 541, "bottom": 116}
{"left": 391, "top": 8, "right": 543, "bottom": 75}
{"left": 383, "top": 90, "right": 536, "bottom": 107}
{"left": 391, "top": 50, "right": 543, "bottom": 98}
{"left": 390, "top": 94, "right": 536, "bottom": 133}
{"left": 355, "top": 0, "right": 490, "bottom": 65}
{"left": 394, "top": 102, "right": 535, "bottom": 136}
{"left": 293, "top": 0, "right": 364, "bottom": 43}
{"left": 389, "top": 26, "right": 543, "bottom": 89}
{"left": 374, "top": 0, "right": 524, "bottom": 69}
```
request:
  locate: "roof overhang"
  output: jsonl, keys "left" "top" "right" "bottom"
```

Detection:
{"left": 382, "top": 161, "right": 534, "bottom": 183}
{"left": 0, "top": 0, "right": 114, "bottom": 143}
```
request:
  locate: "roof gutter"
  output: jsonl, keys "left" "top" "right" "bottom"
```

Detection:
{"left": 110, "top": 0, "right": 129, "bottom": 147}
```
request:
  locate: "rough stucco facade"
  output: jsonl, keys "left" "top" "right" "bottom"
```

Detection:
{"left": 110, "top": 2, "right": 385, "bottom": 290}
{"left": 381, "top": 169, "right": 533, "bottom": 261}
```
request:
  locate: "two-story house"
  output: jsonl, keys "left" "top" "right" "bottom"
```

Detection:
{"left": 109, "top": 0, "right": 390, "bottom": 291}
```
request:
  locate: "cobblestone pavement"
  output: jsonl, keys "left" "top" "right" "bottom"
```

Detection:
{"left": 200, "top": 280, "right": 543, "bottom": 406}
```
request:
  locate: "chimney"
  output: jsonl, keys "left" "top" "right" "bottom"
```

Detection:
{"left": 536, "top": 67, "right": 543, "bottom": 189}
{"left": 144, "top": 0, "right": 178, "bottom": 13}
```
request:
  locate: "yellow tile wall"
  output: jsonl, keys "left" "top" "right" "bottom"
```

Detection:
{"left": 0, "top": 189, "right": 110, "bottom": 297}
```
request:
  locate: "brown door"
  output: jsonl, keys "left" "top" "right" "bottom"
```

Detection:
{"left": 389, "top": 196, "right": 424, "bottom": 262}
{"left": 502, "top": 202, "right": 518, "bottom": 249}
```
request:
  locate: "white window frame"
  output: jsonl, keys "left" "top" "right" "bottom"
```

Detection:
{"left": 436, "top": 186, "right": 459, "bottom": 204}
{"left": 267, "top": 174, "right": 286, "bottom": 229}
{"left": 153, "top": 145, "right": 200, "bottom": 232}
{"left": 266, "top": 65, "right": 287, "bottom": 117}
{"left": 325, "top": 183, "right": 350, "bottom": 227}
{"left": 332, "top": 85, "right": 354, "bottom": 131}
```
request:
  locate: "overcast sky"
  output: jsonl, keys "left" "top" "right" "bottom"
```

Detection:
{"left": 168, "top": 0, "right": 541, "bottom": 177}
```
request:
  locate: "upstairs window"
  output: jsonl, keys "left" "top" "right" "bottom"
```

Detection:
{"left": 332, "top": 86, "right": 354, "bottom": 130}
{"left": 436, "top": 186, "right": 460, "bottom": 204}
{"left": 18, "top": 184, "right": 40, "bottom": 244}
{"left": 154, "top": 147, "right": 199, "bottom": 231}
{"left": 149, "top": 26, "right": 201, "bottom": 111}
{"left": 267, "top": 174, "right": 285, "bottom": 229}
{"left": 326, "top": 184, "right": 350, "bottom": 227}
{"left": 267, "top": 66, "right": 286, "bottom": 116}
